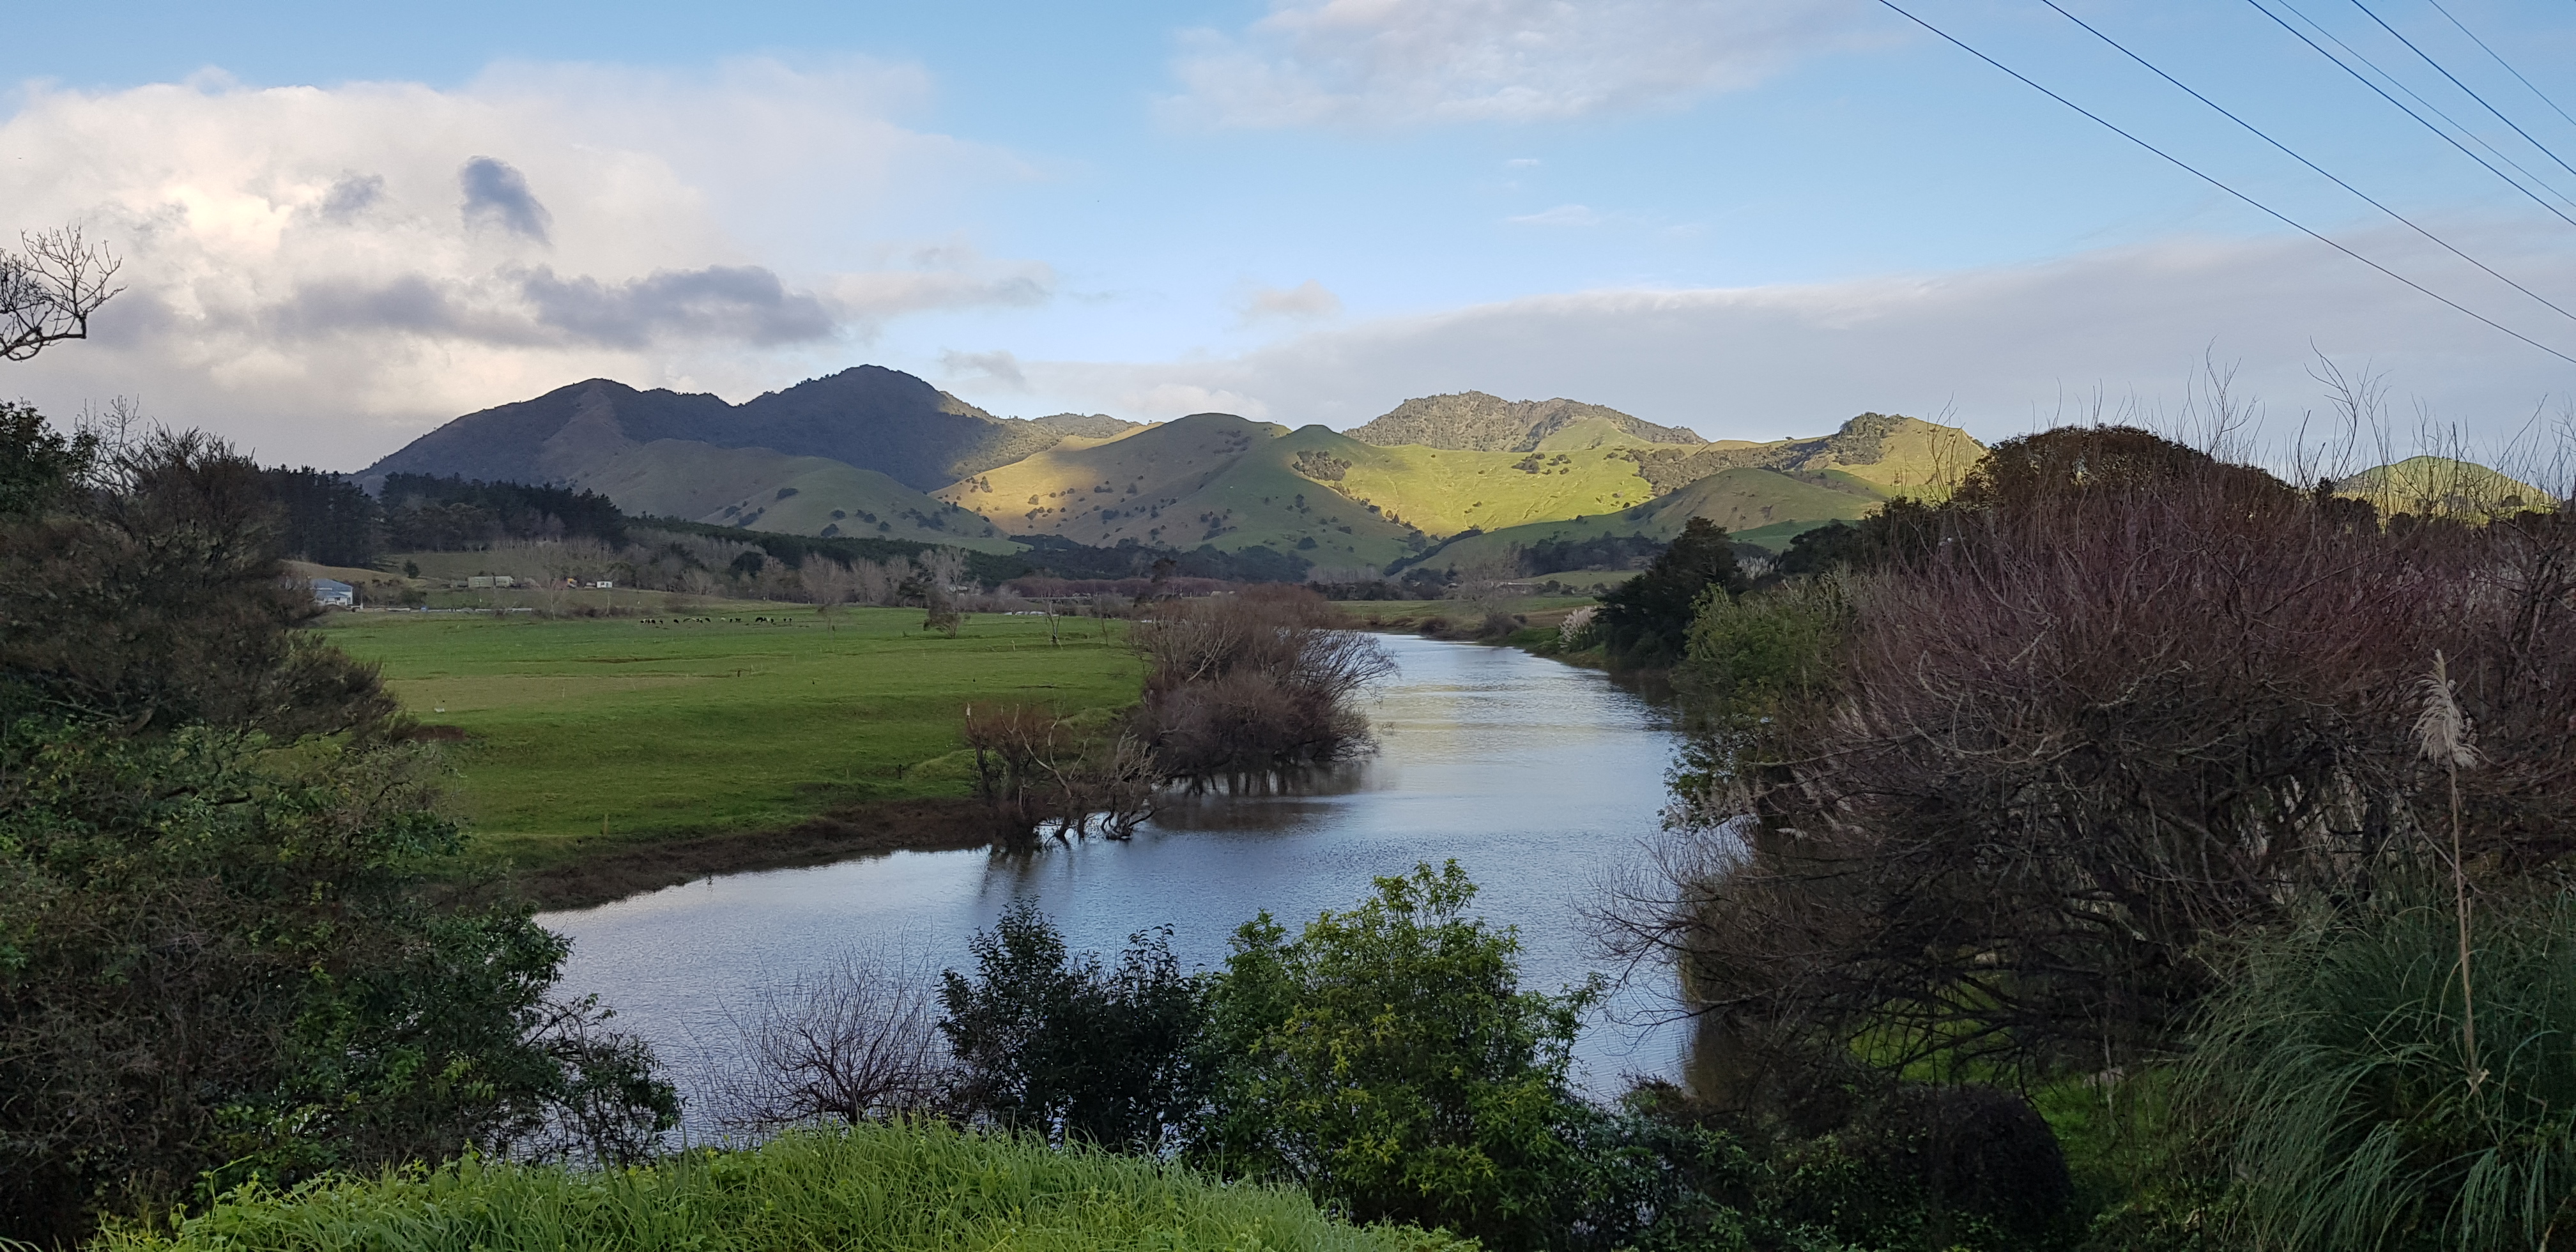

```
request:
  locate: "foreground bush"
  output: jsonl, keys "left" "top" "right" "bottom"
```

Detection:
{"left": 1, "top": 424, "right": 674, "bottom": 1242}
{"left": 103, "top": 1121, "right": 1466, "bottom": 1252}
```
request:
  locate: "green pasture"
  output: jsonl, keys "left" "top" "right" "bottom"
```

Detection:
{"left": 317, "top": 607, "right": 1143, "bottom": 869}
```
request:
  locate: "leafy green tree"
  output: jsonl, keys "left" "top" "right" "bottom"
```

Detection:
{"left": 938, "top": 903, "right": 1211, "bottom": 1152}
{"left": 1199, "top": 861, "right": 1600, "bottom": 1250}
{"left": 1, "top": 421, "right": 675, "bottom": 1244}
{"left": 1596, "top": 517, "right": 1744, "bottom": 668}
{"left": 0, "top": 721, "right": 677, "bottom": 1242}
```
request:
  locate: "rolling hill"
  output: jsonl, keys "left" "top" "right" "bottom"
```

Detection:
{"left": 937, "top": 414, "right": 1427, "bottom": 567}
{"left": 2335, "top": 456, "right": 2551, "bottom": 519}
{"left": 1404, "top": 466, "right": 1890, "bottom": 573}
{"left": 1346, "top": 392, "right": 1705, "bottom": 451}
{"left": 584, "top": 441, "right": 1017, "bottom": 551}
{"left": 356, "top": 369, "right": 1144, "bottom": 540}
{"left": 939, "top": 407, "right": 1981, "bottom": 571}
{"left": 368, "top": 367, "right": 1982, "bottom": 570}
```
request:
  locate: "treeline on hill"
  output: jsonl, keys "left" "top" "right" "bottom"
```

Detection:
{"left": 0, "top": 408, "right": 675, "bottom": 1246}
{"left": 1605, "top": 425, "right": 2576, "bottom": 1249}
{"left": 257, "top": 470, "right": 627, "bottom": 566}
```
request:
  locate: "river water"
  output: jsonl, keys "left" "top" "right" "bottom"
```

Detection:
{"left": 540, "top": 633, "right": 1693, "bottom": 1126}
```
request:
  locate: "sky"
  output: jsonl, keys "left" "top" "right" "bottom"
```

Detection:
{"left": 5, "top": 0, "right": 2575, "bottom": 472}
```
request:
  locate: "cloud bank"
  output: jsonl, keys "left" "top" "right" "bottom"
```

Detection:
{"left": 0, "top": 61, "right": 1050, "bottom": 467}
{"left": 1166, "top": 0, "right": 1877, "bottom": 128}
{"left": 1019, "top": 224, "right": 2576, "bottom": 458}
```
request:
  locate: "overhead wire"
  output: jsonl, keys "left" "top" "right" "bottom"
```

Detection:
{"left": 2423, "top": 0, "right": 2576, "bottom": 135}
{"left": 2347, "top": 0, "right": 2576, "bottom": 182}
{"left": 2271, "top": 0, "right": 2576, "bottom": 213}
{"left": 1869, "top": 0, "right": 2576, "bottom": 367}
{"left": 2035, "top": 0, "right": 2576, "bottom": 330}
{"left": 2247, "top": 0, "right": 2576, "bottom": 227}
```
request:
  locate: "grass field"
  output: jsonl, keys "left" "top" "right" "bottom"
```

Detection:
{"left": 318, "top": 607, "right": 1143, "bottom": 873}
{"left": 105, "top": 1121, "right": 1460, "bottom": 1252}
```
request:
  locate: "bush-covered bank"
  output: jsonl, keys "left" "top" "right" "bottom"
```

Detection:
{"left": 1627, "top": 424, "right": 2576, "bottom": 1248}
{"left": 102, "top": 1122, "right": 1465, "bottom": 1252}
{"left": 2, "top": 417, "right": 678, "bottom": 1244}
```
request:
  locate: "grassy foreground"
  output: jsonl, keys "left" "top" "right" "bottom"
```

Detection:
{"left": 318, "top": 607, "right": 1142, "bottom": 875}
{"left": 102, "top": 1122, "right": 1464, "bottom": 1252}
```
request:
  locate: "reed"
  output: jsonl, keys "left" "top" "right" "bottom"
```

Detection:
{"left": 2185, "top": 890, "right": 2576, "bottom": 1251}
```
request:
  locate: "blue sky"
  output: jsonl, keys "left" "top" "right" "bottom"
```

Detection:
{"left": 6, "top": 0, "right": 2574, "bottom": 470}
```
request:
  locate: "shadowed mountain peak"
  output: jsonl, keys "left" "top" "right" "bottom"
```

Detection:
{"left": 358, "top": 365, "right": 1121, "bottom": 496}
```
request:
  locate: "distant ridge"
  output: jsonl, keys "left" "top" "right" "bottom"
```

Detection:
{"left": 353, "top": 366, "right": 1152, "bottom": 546}
{"left": 1346, "top": 392, "right": 1706, "bottom": 452}
{"left": 359, "top": 367, "right": 1142, "bottom": 496}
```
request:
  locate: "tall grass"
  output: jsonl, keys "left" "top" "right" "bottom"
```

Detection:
{"left": 2186, "top": 890, "right": 2576, "bottom": 1251}
{"left": 103, "top": 1120, "right": 1465, "bottom": 1252}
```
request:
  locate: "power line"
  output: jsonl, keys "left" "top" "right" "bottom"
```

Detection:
{"left": 2348, "top": 0, "right": 2576, "bottom": 183}
{"left": 1870, "top": 0, "right": 2576, "bottom": 368}
{"left": 2250, "top": 0, "right": 2576, "bottom": 227}
{"left": 2273, "top": 0, "right": 2576, "bottom": 213}
{"left": 2425, "top": 0, "right": 2576, "bottom": 135}
{"left": 2035, "top": 0, "right": 2576, "bottom": 329}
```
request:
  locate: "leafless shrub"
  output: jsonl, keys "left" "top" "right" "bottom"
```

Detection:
{"left": 1130, "top": 587, "right": 1394, "bottom": 781}
{"left": 963, "top": 705, "right": 1159, "bottom": 839}
{"left": 704, "top": 953, "right": 950, "bottom": 1133}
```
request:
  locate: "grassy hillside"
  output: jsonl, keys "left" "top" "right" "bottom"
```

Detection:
{"left": 1346, "top": 390, "right": 1705, "bottom": 450}
{"left": 939, "top": 413, "right": 1426, "bottom": 567}
{"left": 588, "top": 439, "right": 1019, "bottom": 549}
{"left": 106, "top": 1122, "right": 1455, "bottom": 1252}
{"left": 1411, "top": 466, "right": 1883, "bottom": 571}
{"left": 1326, "top": 436, "right": 1664, "bottom": 535}
{"left": 939, "top": 410, "right": 1973, "bottom": 573}
{"left": 317, "top": 608, "right": 1141, "bottom": 871}
{"left": 2336, "top": 455, "right": 2552, "bottom": 519}
{"left": 1632, "top": 413, "right": 1980, "bottom": 498}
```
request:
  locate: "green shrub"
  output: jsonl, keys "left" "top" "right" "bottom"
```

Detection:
{"left": 102, "top": 1121, "right": 1464, "bottom": 1252}
{"left": 2186, "top": 889, "right": 2576, "bottom": 1251}
{"left": 939, "top": 903, "right": 1210, "bottom": 1152}
{"left": 1201, "top": 861, "right": 1601, "bottom": 1250}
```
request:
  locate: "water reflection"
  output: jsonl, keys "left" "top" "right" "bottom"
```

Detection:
{"left": 542, "top": 634, "right": 1695, "bottom": 1127}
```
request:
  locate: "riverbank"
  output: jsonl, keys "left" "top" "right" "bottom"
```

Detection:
{"left": 318, "top": 608, "right": 1144, "bottom": 889}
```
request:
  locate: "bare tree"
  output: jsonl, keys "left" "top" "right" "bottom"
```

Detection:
{"left": 705, "top": 952, "right": 950, "bottom": 1133}
{"left": 3, "top": 227, "right": 123, "bottom": 362}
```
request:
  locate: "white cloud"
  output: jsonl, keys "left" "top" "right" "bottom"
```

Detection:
{"left": 1505, "top": 203, "right": 1600, "bottom": 226}
{"left": 1237, "top": 279, "right": 1345, "bottom": 324}
{"left": 0, "top": 61, "right": 1050, "bottom": 468}
{"left": 1020, "top": 225, "right": 2576, "bottom": 461}
{"left": 1164, "top": 0, "right": 1877, "bottom": 129}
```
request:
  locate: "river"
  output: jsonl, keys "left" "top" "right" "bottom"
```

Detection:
{"left": 540, "top": 633, "right": 1694, "bottom": 1129}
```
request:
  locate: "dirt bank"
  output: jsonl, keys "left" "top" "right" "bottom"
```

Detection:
{"left": 514, "top": 797, "right": 1020, "bottom": 912}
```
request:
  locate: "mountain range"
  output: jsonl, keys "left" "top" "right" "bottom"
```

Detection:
{"left": 358, "top": 367, "right": 1984, "bottom": 569}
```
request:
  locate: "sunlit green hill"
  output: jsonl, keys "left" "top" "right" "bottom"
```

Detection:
{"left": 937, "top": 415, "right": 1425, "bottom": 566}
{"left": 2335, "top": 456, "right": 2552, "bottom": 519}
{"left": 378, "top": 369, "right": 1982, "bottom": 571}
{"left": 1407, "top": 466, "right": 1886, "bottom": 572}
